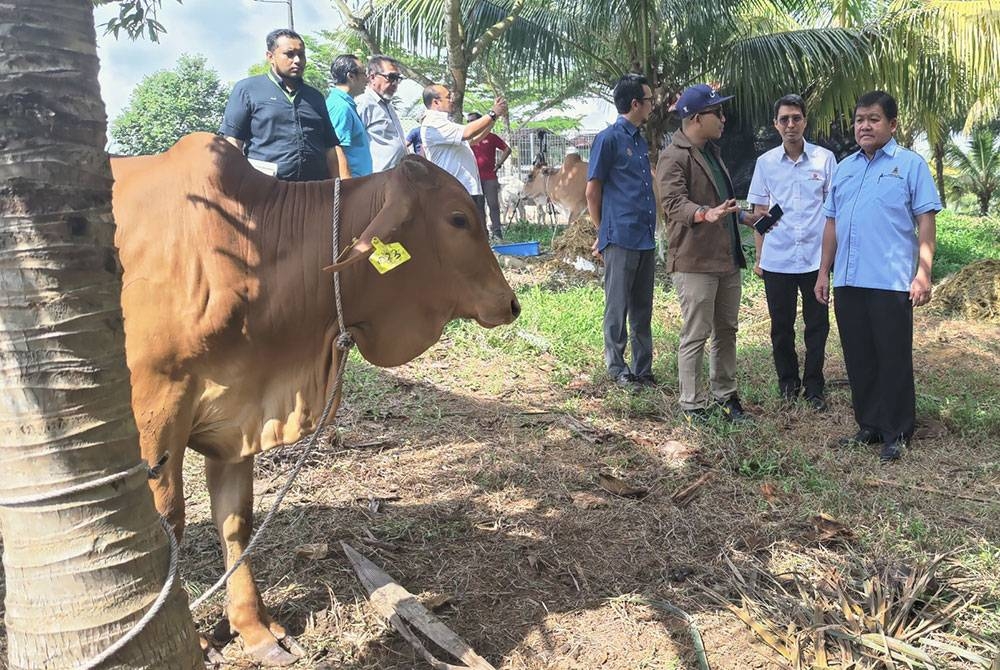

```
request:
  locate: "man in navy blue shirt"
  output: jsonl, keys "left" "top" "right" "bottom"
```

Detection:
{"left": 586, "top": 74, "right": 657, "bottom": 389}
{"left": 220, "top": 29, "right": 340, "bottom": 181}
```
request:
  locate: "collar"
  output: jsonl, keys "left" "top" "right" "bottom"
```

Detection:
{"left": 615, "top": 115, "right": 641, "bottom": 136}
{"left": 266, "top": 70, "right": 299, "bottom": 98}
{"left": 330, "top": 87, "right": 357, "bottom": 106}
{"left": 365, "top": 86, "right": 394, "bottom": 104}
{"left": 423, "top": 109, "right": 450, "bottom": 122}
{"left": 780, "top": 140, "right": 814, "bottom": 163}
{"left": 851, "top": 137, "right": 899, "bottom": 162}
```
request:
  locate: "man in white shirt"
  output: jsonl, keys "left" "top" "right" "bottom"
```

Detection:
{"left": 420, "top": 84, "right": 507, "bottom": 222}
{"left": 356, "top": 55, "right": 408, "bottom": 172}
{"left": 747, "top": 94, "right": 836, "bottom": 410}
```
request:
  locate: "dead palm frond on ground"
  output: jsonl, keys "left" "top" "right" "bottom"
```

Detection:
{"left": 705, "top": 549, "right": 999, "bottom": 669}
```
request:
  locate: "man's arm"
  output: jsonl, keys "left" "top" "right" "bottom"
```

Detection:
{"left": 910, "top": 211, "right": 936, "bottom": 306}
{"left": 654, "top": 151, "right": 738, "bottom": 225}
{"left": 325, "top": 146, "right": 341, "bottom": 179}
{"left": 814, "top": 216, "right": 837, "bottom": 305}
{"left": 495, "top": 146, "right": 512, "bottom": 171}
{"left": 462, "top": 97, "right": 508, "bottom": 141}
{"left": 586, "top": 179, "right": 603, "bottom": 258}
{"left": 335, "top": 146, "right": 351, "bottom": 178}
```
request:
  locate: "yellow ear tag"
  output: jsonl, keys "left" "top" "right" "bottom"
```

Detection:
{"left": 368, "top": 236, "right": 411, "bottom": 274}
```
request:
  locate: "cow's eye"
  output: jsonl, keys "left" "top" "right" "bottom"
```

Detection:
{"left": 449, "top": 212, "right": 469, "bottom": 228}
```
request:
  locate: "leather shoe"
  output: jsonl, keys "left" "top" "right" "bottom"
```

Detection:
{"left": 836, "top": 428, "right": 881, "bottom": 448}
{"left": 716, "top": 395, "right": 751, "bottom": 423}
{"left": 805, "top": 395, "right": 827, "bottom": 412}
{"left": 880, "top": 436, "right": 907, "bottom": 462}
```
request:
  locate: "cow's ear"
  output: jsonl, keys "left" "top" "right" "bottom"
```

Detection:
{"left": 323, "top": 171, "right": 415, "bottom": 274}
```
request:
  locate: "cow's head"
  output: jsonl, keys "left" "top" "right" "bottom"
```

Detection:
{"left": 521, "top": 164, "right": 558, "bottom": 204}
{"left": 327, "top": 156, "right": 520, "bottom": 366}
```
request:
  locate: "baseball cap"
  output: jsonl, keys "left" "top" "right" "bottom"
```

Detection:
{"left": 673, "top": 84, "right": 733, "bottom": 117}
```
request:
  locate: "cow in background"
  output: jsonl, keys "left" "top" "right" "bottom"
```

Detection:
{"left": 520, "top": 150, "right": 589, "bottom": 224}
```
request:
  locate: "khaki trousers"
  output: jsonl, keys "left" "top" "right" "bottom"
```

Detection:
{"left": 673, "top": 270, "right": 742, "bottom": 410}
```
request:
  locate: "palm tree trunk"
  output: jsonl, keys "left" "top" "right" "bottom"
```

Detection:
{"left": 0, "top": 2, "right": 201, "bottom": 668}
{"left": 933, "top": 139, "right": 947, "bottom": 210}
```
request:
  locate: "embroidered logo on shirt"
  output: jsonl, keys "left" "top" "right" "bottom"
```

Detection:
{"left": 626, "top": 147, "right": 633, "bottom": 157}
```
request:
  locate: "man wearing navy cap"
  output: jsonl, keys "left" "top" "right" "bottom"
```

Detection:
{"left": 655, "top": 84, "right": 761, "bottom": 422}
{"left": 586, "top": 73, "right": 658, "bottom": 390}
{"left": 815, "top": 90, "right": 940, "bottom": 462}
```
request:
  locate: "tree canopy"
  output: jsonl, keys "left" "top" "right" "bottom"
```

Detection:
{"left": 110, "top": 53, "right": 229, "bottom": 155}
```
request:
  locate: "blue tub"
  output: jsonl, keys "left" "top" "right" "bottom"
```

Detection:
{"left": 492, "top": 241, "right": 541, "bottom": 257}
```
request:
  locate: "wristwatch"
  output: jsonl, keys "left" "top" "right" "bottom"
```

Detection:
{"left": 695, "top": 206, "right": 708, "bottom": 222}
{"left": 487, "top": 110, "right": 498, "bottom": 120}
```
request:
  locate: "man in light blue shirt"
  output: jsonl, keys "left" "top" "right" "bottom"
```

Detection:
{"left": 325, "top": 54, "right": 372, "bottom": 178}
{"left": 748, "top": 94, "right": 836, "bottom": 410}
{"left": 816, "top": 90, "right": 941, "bottom": 462}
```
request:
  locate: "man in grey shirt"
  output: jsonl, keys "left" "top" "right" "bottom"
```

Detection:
{"left": 355, "top": 55, "right": 407, "bottom": 172}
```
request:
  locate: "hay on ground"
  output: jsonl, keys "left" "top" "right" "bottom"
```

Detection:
{"left": 933, "top": 259, "right": 1000, "bottom": 321}
{"left": 551, "top": 214, "right": 598, "bottom": 259}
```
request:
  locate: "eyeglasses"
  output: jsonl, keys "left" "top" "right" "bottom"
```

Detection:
{"left": 641, "top": 96, "right": 655, "bottom": 103}
{"left": 776, "top": 114, "right": 804, "bottom": 126}
{"left": 699, "top": 107, "right": 723, "bottom": 118}
{"left": 374, "top": 72, "right": 404, "bottom": 83}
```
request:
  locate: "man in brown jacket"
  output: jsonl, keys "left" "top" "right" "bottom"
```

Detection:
{"left": 655, "top": 84, "right": 761, "bottom": 422}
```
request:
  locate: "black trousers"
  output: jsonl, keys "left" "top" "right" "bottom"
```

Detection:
{"left": 763, "top": 270, "right": 829, "bottom": 398}
{"left": 833, "top": 286, "right": 915, "bottom": 440}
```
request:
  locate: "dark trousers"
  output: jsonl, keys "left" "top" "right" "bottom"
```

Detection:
{"left": 603, "top": 245, "right": 655, "bottom": 379}
{"left": 472, "top": 194, "right": 487, "bottom": 232}
{"left": 833, "top": 286, "right": 915, "bottom": 440}
{"left": 763, "top": 270, "right": 829, "bottom": 398}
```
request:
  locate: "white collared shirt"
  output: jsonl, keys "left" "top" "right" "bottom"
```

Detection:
{"left": 420, "top": 109, "right": 482, "bottom": 196}
{"left": 747, "top": 141, "right": 836, "bottom": 273}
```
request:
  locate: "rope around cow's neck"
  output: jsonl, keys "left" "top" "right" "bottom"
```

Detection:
{"left": 190, "top": 177, "right": 354, "bottom": 613}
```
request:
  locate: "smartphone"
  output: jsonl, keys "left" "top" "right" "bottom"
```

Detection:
{"left": 754, "top": 203, "right": 784, "bottom": 235}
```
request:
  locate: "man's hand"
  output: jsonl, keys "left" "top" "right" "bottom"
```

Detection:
{"left": 591, "top": 238, "right": 601, "bottom": 260}
{"left": 753, "top": 263, "right": 763, "bottom": 278}
{"left": 704, "top": 198, "right": 741, "bottom": 223}
{"left": 814, "top": 272, "right": 831, "bottom": 305}
{"left": 492, "top": 97, "right": 508, "bottom": 118}
{"left": 741, "top": 210, "right": 765, "bottom": 228}
{"left": 909, "top": 272, "right": 932, "bottom": 307}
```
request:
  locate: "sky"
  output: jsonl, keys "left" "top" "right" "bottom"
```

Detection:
{"left": 92, "top": 1, "right": 615, "bottom": 138}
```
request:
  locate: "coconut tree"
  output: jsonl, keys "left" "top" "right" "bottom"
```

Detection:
{"left": 946, "top": 127, "right": 1000, "bottom": 216}
{"left": 0, "top": 1, "right": 201, "bottom": 668}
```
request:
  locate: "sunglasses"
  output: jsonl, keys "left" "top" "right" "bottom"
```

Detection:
{"left": 698, "top": 107, "right": 723, "bottom": 118}
{"left": 374, "top": 72, "right": 404, "bottom": 83}
{"left": 776, "top": 114, "right": 804, "bottom": 126}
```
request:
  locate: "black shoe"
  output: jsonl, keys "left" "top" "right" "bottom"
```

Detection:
{"left": 836, "top": 428, "right": 881, "bottom": 448}
{"left": 716, "top": 395, "right": 751, "bottom": 423}
{"left": 780, "top": 387, "right": 800, "bottom": 403}
{"left": 614, "top": 372, "right": 640, "bottom": 390}
{"left": 636, "top": 374, "right": 658, "bottom": 387}
{"left": 805, "top": 395, "right": 828, "bottom": 412}
{"left": 880, "top": 436, "right": 907, "bottom": 462}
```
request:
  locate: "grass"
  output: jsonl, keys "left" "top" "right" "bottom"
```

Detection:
{"left": 934, "top": 211, "right": 1000, "bottom": 279}
{"left": 502, "top": 222, "right": 560, "bottom": 250}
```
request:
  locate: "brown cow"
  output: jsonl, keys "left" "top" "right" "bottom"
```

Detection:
{"left": 111, "top": 133, "right": 520, "bottom": 665}
{"left": 520, "top": 152, "right": 589, "bottom": 223}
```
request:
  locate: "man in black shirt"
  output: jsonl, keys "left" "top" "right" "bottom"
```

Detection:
{"left": 220, "top": 29, "right": 340, "bottom": 181}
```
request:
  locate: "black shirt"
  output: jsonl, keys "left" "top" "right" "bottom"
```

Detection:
{"left": 219, "top": 72, "right": 339, "bottom": 181}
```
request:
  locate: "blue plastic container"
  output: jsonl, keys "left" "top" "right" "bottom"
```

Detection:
{"left": 491, "top": 241, "right": 541, "bottom": 257}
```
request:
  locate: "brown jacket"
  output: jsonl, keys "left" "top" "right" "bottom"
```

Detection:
{"left": 655, "top": 129, "right": 746, "bottom": 273}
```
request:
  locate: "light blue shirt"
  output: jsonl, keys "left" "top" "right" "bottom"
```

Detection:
{"left": 355, "top": 87, "right": 406, "bottom": 172}
{"left": 822, "top": 138, "right": 941, "bottom": 291}
{"left": 748, "top": 141, "right": 835, "bottom": 273}
{"left": 325, "top": 87, "right": 372, "bottom": 177}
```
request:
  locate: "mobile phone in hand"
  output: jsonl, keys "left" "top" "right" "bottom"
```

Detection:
{"left": 754, "top": 203, "right": 784, "bottom": 235}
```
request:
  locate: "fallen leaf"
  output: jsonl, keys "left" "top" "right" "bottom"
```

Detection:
{"left": 295, "top": 543, "right": 329, "bottom": 560}
{"left": 759, "top": 482, "right": 780, "bottom": 502}
{"left": 597, "top": 472, "right": 648, "bottom": 498}
{"left": 811, "top": 513, "right": 855, "bottom": 543}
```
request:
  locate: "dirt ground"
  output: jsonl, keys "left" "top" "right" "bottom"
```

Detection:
{"left": 2, "top": 258, "right": 998, "bottom": 669}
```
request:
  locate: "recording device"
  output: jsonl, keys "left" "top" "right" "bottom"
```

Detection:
{"left": 754, "top": 203, "right": 784, "bottom": 235}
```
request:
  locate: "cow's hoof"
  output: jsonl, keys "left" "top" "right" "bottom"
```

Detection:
{"left": 245, "top": 634, "right": 305, "bottom": 667}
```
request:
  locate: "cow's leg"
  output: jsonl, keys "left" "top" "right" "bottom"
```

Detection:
{"left": 205, "top": 456, "right": 304, "bottom": 666}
